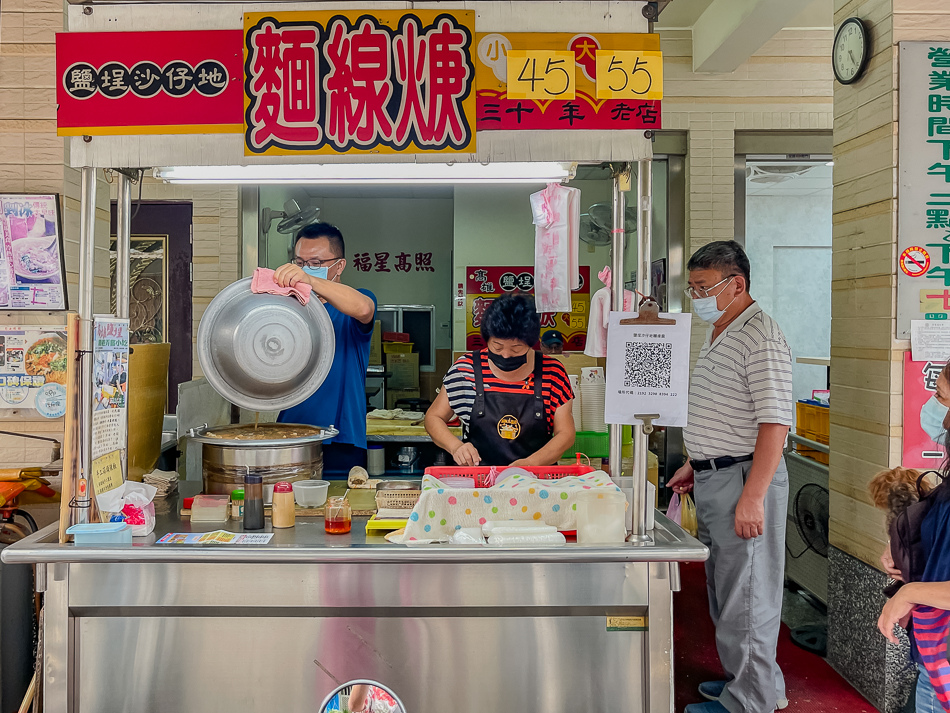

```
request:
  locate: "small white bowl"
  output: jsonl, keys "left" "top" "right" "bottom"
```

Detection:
{"left": 293, "top": 480, "right": 330, "bottom": 508}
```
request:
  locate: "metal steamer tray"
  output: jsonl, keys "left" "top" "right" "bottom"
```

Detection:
{"left": 197, "top": 277, "right": 336, "bottom": 412}
{"left": 186, "top": 423, "right": 339, "bottom": 449}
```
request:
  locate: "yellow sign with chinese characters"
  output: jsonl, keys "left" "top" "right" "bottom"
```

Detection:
{"left": 506, "top": 50, "right": 576, "bottom": 100}
{"left": 595, "top": 50, "right": 663, "bottom": 100}
{"left": 91, "top": 449, "right": 124, "bottom": 498}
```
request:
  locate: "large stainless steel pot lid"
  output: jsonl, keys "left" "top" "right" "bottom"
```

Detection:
{"left": 197, "top": 278, "right": 335, "bottom": 412}
{"left": 187, "top": 423, "right": 338, "bottom": 449}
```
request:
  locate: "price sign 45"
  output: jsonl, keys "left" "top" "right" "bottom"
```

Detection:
{"left": 595, "top": 50, "right": 663, "bottom": 100}
{"left": 506, "top": 50, "right": 576, "bottom": 100}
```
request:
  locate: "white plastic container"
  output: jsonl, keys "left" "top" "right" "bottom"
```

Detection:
{"left": 293, "top": 479, "right": 330, "bottom": 507}
{"left": 67, "top": 522, "right": 132, "bottom": 545}
{"left": 367, "top": 445, "right": 386, "bottom": 476}
{"left": 575, "top": 489, "right": 627, "bottom": 543}
{"left": 190, "top": 494, "right": 230, "bottom": 522}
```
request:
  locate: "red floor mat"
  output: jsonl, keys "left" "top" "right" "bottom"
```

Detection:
{"left": 673, "top": 562, "right": 875, "bottom": 712}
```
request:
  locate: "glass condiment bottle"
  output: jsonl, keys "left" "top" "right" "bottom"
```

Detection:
{"left": 325, "top": 495, "right": 351, "bottom": 534}
{"left": 271, "top": 481, "right": 295, "bottom": 528}
{"left": 243, "top": 474, "right": 264, "bottom": 531}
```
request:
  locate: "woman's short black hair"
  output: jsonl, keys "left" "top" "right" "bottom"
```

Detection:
{"left": 480, "top": 293, "right": 540, "bottom": 346}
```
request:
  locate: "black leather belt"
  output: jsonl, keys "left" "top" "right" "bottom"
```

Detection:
{"left": 690, "top": 454, "right": 754, "bottom": 473}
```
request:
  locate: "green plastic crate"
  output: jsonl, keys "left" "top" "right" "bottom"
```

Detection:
{"left": 563, "top": 430, "right": 610, "bottom": 459}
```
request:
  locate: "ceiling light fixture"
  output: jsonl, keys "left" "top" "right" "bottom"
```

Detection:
{"left": 153, "top": 162, "right": 576, "bottom": 185}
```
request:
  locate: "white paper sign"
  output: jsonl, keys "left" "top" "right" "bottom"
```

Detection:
{"left": 911, "top": 320, "right": 950, "bottom": 362}
{"left": 605, "top": 311, "right": 692, "bottom": 427}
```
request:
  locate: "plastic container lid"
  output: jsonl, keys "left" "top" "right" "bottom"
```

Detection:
{"left": 230, "top": 489, "right": 244, "bottom": 500}
{"left": 183, "top": 497, "right": 194, "bottom": 510}
{"left": 67, "top": 522, "right": 128, "bottom": 535}
{"left": 273, "top": 481, "right": 293, "bottom": 493}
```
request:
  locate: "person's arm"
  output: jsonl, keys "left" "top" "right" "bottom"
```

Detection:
{"left": 734, "top": 422, "right": 789, "bottom": 539}
{"left": 348, "top": 685, "right": 370, "bottom": 712}
{"left": 272, "top": 264, "right": 375, "bottom": 324}
{"left": 511, "top": 400, "right": 576, "bottom": 467}
{"left": 878, "top": 581, "right": 950, "bottom": 644}
{"left": 424, "top": 388, "right": 480, "bottom": 466}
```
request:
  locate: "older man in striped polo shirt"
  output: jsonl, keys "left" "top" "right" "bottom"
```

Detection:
{"left": 669, "top": 240, "right": 793, "bottom": 713}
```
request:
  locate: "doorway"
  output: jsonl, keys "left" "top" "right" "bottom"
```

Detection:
{"left": 109, "top": 202, "right": 193, "bottom": 412}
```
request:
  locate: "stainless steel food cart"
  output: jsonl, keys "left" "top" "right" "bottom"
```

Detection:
{"left": 4, "top": 503, "right": 706, "bottom": 713}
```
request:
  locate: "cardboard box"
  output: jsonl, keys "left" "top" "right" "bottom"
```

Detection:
{"left": 550, "top": 353, "right": 606, "bottom": 379}
{"left": 387, "top": 388, "right": 420, "bottom": 410}
{"left": 369, "top": 320, "right": 382, "bottom": 366}
{"left": 386, "top": 352, "right": 419, "bottom": 390}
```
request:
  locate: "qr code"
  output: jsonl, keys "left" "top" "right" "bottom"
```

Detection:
{"left": 624, "top": 342, "right": 672, "bottom": 389}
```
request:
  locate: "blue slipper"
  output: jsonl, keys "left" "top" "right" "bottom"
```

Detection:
{"left": 684, "top": 702, "right": 729, "bottom": 713}
{"left": 696, "top": 681, "right": 789, "bottom": 710}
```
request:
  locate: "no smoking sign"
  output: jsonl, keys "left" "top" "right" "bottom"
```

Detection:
{"left": 900, "top": 246, "right": 931, "bottom": 277}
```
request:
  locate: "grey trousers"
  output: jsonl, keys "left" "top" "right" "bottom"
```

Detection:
{"left": 694, "top": 458, "right": 789, "bottom": 713}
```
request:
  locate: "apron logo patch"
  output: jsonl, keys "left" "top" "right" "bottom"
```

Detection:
{"left": 497, "top": 415, "right": 521, "bottom": 440}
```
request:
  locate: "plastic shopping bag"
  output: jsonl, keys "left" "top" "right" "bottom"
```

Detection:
{"left": 667, "top": 492, "right": 683, "bottom": 525}
{"left": 680, "top": 493, "right": 698, "bottom": 537}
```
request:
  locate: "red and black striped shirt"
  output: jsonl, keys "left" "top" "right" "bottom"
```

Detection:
{"left": 443, "top": 352, "right": 574, "bottom": 433}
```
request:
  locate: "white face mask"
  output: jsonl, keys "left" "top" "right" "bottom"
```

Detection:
{"left": 692, "top": 277, "right": 737, "bottom": 324}
{"left": 920, "top": 395, "right": 949, "bottom": 443}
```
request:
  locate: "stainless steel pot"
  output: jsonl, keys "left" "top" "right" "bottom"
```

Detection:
{"left": 188, "top": 423, "right": 338, "bottom": 496}
{"left": 196, "top": 277, "right": 336, "bottom": 412}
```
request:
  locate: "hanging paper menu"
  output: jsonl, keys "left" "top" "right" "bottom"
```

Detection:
{"left": 0, "top": 195, "right": 67, "bottom": 310}
{"left": 91, "top": 317, "right": 130, "bottom": 485}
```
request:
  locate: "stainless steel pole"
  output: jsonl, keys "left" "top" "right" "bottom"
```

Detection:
{"left": 77, "top": 167, "right": 97, "bottom": 523}
{"left": 608, "top": 171, "right": 627, "bottom": 484}
{"left": 116, "top": 172, "right": 131, "bottom": 320}
{"left": 630, "top": 158, "right": 654, "bottom": 542}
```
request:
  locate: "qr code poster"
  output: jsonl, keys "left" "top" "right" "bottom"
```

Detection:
{"left": 605, "top": 311, "right": 691, "bottom": 427}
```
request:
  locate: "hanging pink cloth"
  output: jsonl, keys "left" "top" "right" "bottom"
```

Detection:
{"left": 584, "top": 267, "right": 635, "bottom": 357}
{"left": 530, "top": 183, "right": 580, "bottom": 313}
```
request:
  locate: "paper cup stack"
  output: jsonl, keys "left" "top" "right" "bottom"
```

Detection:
{"left": 579, "top": 367, "right": 607, "bottom": 433}
{"left": 569, "top": 374, "right": 583, "bottom": 429}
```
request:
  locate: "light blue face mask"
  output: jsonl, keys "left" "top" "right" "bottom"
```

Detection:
{"left": 302, "top": 266, "right": 328, "bottom": 280}
{"left": 920, "top": 395, "right": 949, "bottom": 443}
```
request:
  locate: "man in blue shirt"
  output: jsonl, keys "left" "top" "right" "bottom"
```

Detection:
{"left": 274, "top": 222, "right": 376, "bottom": 475}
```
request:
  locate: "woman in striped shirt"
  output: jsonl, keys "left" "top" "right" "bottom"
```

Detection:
{"left": 425, "top": 293, "right": 575, "bottom": 467}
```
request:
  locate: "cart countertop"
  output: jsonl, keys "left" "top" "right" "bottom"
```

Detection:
{"left": 2, "top": 501, "right": 707, "bottom": 565}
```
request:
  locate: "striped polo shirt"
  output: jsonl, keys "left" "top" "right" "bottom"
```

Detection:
{"left": 443, "top": 352, "right": 573, "bottom": 435}
{"left": 684, "top": 303, "right": 793, "bottom": 460}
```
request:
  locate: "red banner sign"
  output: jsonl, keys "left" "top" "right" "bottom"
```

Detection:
{"left": 243, "top": 10, "right": 476, "bottom": 155}
{"left": 902, "top": 352, "right": 947, "bottom": 469}
{"left": 55, "top": 30, "right": 244, "bottom": 136}
{"left": 465, "top": 266, "right": 591, "bottom": 352}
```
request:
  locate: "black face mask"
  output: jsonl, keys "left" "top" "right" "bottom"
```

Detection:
{"left": 486, "top": 349, "right": 529, "bottom": 372}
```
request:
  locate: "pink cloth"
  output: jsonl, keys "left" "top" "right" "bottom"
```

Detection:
{"left": 584, "top": 284, "right": 635, "bottom": 358}
{"left": 531, "top": 183, "right": 580, "bottom": 313}
{"left": 251, "top": 267, "right": 312, "bottom": 305}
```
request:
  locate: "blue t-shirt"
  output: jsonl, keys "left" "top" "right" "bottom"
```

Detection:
{"left": 278, "top": 289, "right": 376, "bottom": 449}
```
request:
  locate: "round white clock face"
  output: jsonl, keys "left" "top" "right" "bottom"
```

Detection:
{"left": 834, "top": 19, "right": 867, "bottom": 84}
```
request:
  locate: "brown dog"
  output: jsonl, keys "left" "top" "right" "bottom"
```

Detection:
{"left": 868, "top": 466, "right": 933, "bottom": 526}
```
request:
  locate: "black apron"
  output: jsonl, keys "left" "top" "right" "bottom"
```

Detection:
{"left": 465, "top": 350, "right": 550, "bottom": 466}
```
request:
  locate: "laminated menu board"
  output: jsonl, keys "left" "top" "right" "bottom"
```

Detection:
{"left": 0, "top": 195, "right": 68, "bottom": 310}
{"left": 0, "top": 326, "right": 68, "bottom": 419}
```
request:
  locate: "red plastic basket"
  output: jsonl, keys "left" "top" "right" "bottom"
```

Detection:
{"left": 424, "top": 463, "right": 595, "bottom": 488}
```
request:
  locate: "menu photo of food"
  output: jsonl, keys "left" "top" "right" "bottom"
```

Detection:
{"left": 0, "top": 195, "right": 67, "bottom": 310}
{"left": 0, "top": 328, "right": 68, "bottom": 418}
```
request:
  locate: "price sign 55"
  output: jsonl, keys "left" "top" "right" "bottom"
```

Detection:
{"left": 595, "top": 50, "right": 663, "bottom": 100}
{"left": 506, "top": 50, "right": 576, "bottom": 100}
